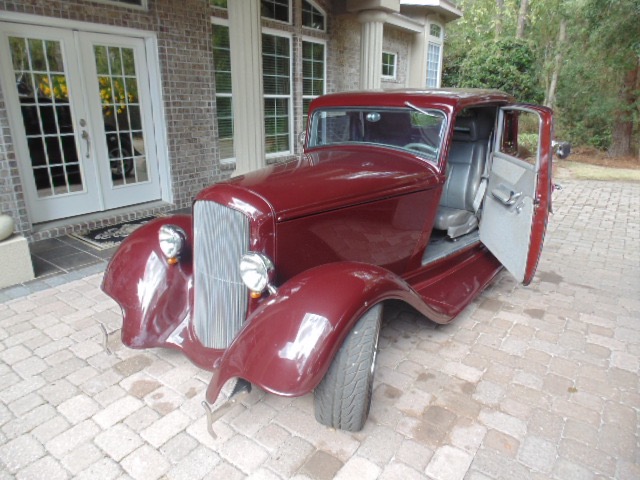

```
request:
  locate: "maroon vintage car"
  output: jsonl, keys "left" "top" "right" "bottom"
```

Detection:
{"left": 102, "top": 89, "right": 561, "bottom": 432}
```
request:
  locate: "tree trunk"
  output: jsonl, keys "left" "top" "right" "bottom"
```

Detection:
{"left": 516, "top": 0, "right": 529, "bottom": 39}
{"left": 495, "top": 0, "right": 504, "bottom": 39}
{"left": 608, "top": 59, "right": 639, "bottom": 158}
{"left": 545, "top": 19, "right": 567, "bottom": 109}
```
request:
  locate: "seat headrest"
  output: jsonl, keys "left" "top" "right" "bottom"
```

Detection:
{"left": 365, "top": 112, "right": 413, "bottom": 144}
{"left": 376, "top": 112, "right": 412, "bottom": 134}
{"left": 452, "top": 113, "right": 493, "bottom": 142}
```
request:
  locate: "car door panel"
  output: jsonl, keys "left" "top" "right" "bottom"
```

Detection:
{"left": 480, "top": 105, "right": 553, "bottom": 285}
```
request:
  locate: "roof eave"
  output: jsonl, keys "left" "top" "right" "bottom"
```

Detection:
{"left": 399, "top": 0, "right": 463, "bottom": 23}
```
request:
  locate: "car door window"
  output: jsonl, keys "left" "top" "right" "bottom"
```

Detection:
{"left": 499, "top": 110, "right": 540, "bottom": 167}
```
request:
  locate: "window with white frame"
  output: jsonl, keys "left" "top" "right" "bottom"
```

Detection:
{"left": 302, "top": 0, "right": 325, "bottom": 31}
{"left": 262, "top": 0, "right": 290, "bottom": 23}
{"left": 302, "top": 39, "right": 325, "bottom": 120}
{"left": 212, "top": 21, "right": 234, "bottom": 161}
{"left": 426, "top": 22, "right": 443, "bottom": 88}
{"left": 426, "top": 43, "right": 441, "bottom": 87}
{"left": 382, "top": 52, "right": 397, "bottom": 79}
{"left": 263, "top": 32, "right": 292, "bottom": 155}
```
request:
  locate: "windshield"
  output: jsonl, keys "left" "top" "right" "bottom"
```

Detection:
{"left": 308, "top": 107, "right": 446, "bottom": 162}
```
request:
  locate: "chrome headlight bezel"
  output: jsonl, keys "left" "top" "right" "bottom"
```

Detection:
{"left": 158, "top": 224, "right": 186, "bottom": 260}
{"left": 239, "top": 252, "right": 275, "bottom": 293}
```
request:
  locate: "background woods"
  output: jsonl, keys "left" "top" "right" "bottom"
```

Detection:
{"left": 444, "top": 0, "right": 640, "bottom": 159}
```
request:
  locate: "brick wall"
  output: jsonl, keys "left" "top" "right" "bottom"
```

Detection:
{"left": 329, "top": 14, "right": 361, "bottom": 93}
{"left": 381, "top": 25, "right": 412, "bottom": 89}
{"left": 329, "top": 15, "right": 413, "bottom": 92}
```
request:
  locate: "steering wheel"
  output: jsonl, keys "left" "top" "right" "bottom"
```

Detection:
{"left": 404, "top": 143, "right": 437, "bottom": 156}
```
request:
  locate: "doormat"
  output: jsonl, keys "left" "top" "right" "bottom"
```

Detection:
{"left": 69, "top": 216, "right": 156, "bottom": 251}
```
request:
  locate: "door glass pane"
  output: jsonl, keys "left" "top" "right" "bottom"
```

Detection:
{"left": 499, "top": 111, "right": 540, "bottom": 166}
{"left": 93, "top": 44, "right": 147, "bottom": 186}
{"left": 9, "top": 36, "right": 85, "bottom": 198}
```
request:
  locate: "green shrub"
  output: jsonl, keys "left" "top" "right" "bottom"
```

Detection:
{"left": 455, "top": 39, "right": 543, "bottom": 104}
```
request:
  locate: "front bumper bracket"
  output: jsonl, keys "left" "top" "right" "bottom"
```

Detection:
{"left": 201, "top": 379, "right": 252, "bottom": 439}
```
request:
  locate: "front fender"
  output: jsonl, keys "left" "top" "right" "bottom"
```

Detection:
{"left": 101, "top": 215, "right": 194, "bottom": 350}
{"left": 205, "top": 261, "right": 448, "bottom": 403}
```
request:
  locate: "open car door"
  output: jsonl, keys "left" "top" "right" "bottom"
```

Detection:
{"left": 479, "top": 105, "right": 553, "bottom": 285}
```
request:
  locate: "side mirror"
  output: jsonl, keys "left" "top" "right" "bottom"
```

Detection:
{"left": 552, "top": 141, "right": 571, "bottom": 159}
{"left": 297, "top": 131, "right": 306, "bottom": 147}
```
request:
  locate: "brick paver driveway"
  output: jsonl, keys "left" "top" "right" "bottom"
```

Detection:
{"left": 1, "top": 180, "right": 639, "bottom": 480}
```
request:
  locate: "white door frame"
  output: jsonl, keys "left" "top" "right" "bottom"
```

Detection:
{"left": 0, "top": 11, "right": 171, "bottom": 224}
{"left": 0, "top": 23, "right": 103, "bottom": 222}
{"left": 78, "top": 31, "right": 162, "bottom": 210}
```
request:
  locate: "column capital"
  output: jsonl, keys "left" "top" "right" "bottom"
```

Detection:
{"left": 347, "top": 0, "right": 399, "bottom": 14}
{"left": 357, "top": 9, "right": 389, "bottom": 24}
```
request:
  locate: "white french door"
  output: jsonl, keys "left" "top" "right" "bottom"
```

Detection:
{"left": 0, "top": 22, "right": 162, "bottom": 223}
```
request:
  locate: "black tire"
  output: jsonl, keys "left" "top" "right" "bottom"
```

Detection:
{"left": 314, "top": 304, "right": 383, "bottom": 432}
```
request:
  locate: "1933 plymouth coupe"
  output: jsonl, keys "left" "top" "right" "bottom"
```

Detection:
{"left": 102, "top": 89, "right": 562, "bottom": 432}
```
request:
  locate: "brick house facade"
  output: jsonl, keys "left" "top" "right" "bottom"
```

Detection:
{"left": 0, "top": 0, "right": 460, "bottom": 241}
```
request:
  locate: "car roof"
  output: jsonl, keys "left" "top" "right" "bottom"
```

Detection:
{"left": 310, "top": 88, "right": 515, "bottom": 112}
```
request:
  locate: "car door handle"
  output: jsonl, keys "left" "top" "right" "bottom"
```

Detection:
{"left": 491, "top": 186, "right": 522, "bottom": 206}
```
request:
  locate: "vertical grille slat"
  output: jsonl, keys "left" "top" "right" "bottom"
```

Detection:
{"left": 194, "top": 201, "right": 250, "bottom": 349}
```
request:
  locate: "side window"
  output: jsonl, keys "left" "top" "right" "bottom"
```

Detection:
{"left": 262, "top": 0, "right": 290, "bottom": 23}
{"left": 382, "top": 52, "right": 397, "bottom": 79}
{"left": 212, "top": 22, "right": 234, "bottom": 162}
{"left": 426, "top": 22, "right": 443, "bottom": 88}
{"left": 262, "top": 32, "right": 293, "bottom": 156}
{"left": 311, "top": 111, "right": 350, "bottom": 145}
{"left": 499, "top": 110, "right": 540, "bottom": 166}
{"left": 302, "top": 40, "right": 325, "bottom": 120}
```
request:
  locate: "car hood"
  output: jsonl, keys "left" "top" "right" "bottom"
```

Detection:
{"left": 197, "top": 146, "right": 440, "bottom": 222}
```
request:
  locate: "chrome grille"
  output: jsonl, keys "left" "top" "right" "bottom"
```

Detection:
{"left": 193, "top": 201, "right": 250, "bottom": 349}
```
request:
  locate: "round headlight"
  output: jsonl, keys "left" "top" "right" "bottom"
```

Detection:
{"left": 239, "top": 252, "right": 274, "bottom": 293}
{"left": 158, "top": 225, "right": 186, "bottom": 260}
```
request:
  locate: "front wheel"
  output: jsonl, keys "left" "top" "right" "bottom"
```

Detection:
{"left": 314, "top": 304, "right": 383, "bottom": 432}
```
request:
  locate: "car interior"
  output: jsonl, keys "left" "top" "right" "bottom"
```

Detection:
{"left": 424, "top": 107, "right": 499, "bottom": 265}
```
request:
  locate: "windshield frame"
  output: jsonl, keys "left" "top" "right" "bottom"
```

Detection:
{"left": 307, "top": 106, "right": 447, "bottom": 165}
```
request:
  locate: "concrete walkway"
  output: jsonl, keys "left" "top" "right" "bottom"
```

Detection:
{"left": 1, "top": 180, "right": 638, "bottom": 479}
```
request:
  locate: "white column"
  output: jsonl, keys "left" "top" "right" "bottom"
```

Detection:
{"left": 408, "top": 22, "right": 428, "bottom": 88}
{"left": 228, "top": 0, "right": 265, "bottom": 176}
{"left": 357, "top": 10, "right": 387, "bottom": 90}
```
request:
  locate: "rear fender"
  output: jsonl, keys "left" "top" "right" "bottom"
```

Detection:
{"left": 205, "top": 261, "right": 447, "bottom": 403}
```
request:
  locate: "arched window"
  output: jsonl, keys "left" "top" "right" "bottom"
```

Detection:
{"left": 302, "top": 0, "right": 326, "bottom": 31}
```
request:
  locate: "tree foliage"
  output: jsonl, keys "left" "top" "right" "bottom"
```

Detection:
{"left": 444, "top": 0, "right": 640, "bottom": 157}
{"left": 457, "top": 39, "right": 542, "bottom": 103}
